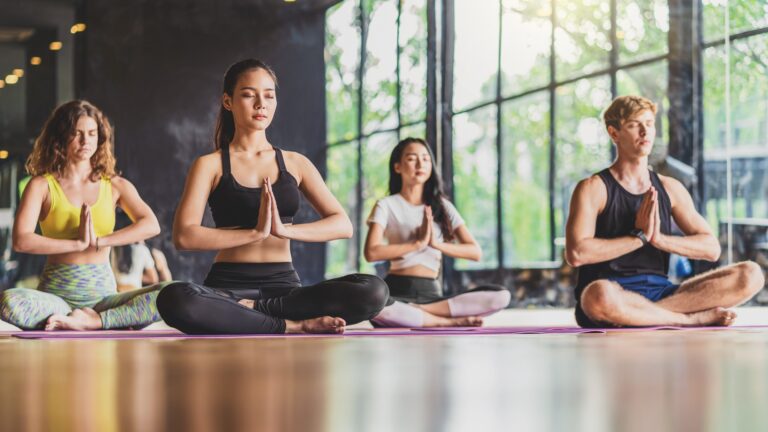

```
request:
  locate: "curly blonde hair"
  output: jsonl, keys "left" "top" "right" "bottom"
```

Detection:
{"left": 25, "top": 100, "right": 117, "bottom": 181}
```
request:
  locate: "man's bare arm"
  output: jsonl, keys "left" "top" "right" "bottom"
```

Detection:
{"left": 651, "top": 176, "right": 720, "bottom": 262}
{"left": 565, "top": 176, "right": 645, "bottom": 267}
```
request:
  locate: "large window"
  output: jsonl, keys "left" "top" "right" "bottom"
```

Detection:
{"left": 702, "top": 0, "right": 768, "bottom": 264}
{"left": 326, "top": 0, "right": 768, "bottom": 285}
{"left": 325, "top": 0, "right": 429, "bottom": 277}
{"left": 451, "top": 0, "right": 669, "bottom": 269}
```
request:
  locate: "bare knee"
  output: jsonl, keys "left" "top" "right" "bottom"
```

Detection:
{"left": 581, "top": 280, "right": 622, "bottom": 322}
{"left": 734, "top": 261, "right": 765, "bottom": 298}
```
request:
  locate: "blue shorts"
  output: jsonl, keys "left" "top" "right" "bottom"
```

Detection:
{"left": 575, "top": 274, "right": 679, "bottom": 328}
{"left": 608, "top": 274, "right": 679, "bottom": 302}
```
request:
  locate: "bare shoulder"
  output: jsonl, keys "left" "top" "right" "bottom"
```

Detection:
{"left": 26, "top": 175, "right": 49, "bottom": 191}
{"left": 657, "top": 173, "right": 686, "bottom": 194}
{"left": 571, "top": 174, "right": 607, "bottom": 214}
{"left": 657, "top": 173, "right": 691, "bottom": 207}
{"left": 109, "top": 175, "right": 138, "bottom": 194}
{"left": 282, "top": 150, "right": 312, "bottom": 168}
{"left": 282, "top": 150, "right": 317, "bottom": 182}
{"left": 575, "top": 174, "right": 607, "bottom": 199}
{"left": 182, "top": 152, "right": 223, "bottom": 183}
{"left": 21, "top": 176, "right": 50, "bottom": 202}
{"left": 194, "top": 151, "right": 223, "bottom": 171}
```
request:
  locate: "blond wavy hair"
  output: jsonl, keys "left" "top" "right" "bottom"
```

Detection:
{"left": 26, "top": 100, "right": 117, "bottom": 180}
{"left": 603, "top": 95, "right": 657, "bottom": 131}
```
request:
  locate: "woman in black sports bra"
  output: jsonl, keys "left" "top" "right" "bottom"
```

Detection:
{"left": 156, "top": 59, "right": 388, "bottom": 334}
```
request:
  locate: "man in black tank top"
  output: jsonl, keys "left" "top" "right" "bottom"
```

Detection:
{"left": 565, "top": 95, "right": 764, "bottom": 328}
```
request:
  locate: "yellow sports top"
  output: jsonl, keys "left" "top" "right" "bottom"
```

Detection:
{"left": 39, "top": 174, "right": 115, "bottom": 240}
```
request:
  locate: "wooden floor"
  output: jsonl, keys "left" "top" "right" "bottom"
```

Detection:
{"left": 2, "top": 309, "right": 768, "bottom": 432}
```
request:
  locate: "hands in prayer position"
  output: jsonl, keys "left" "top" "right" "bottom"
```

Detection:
{"left": 411, "top": 205, "right": 444, "bottom": 251}
{"left": 77, "top": 204, "right": 100, "bottom": 252}
{"left": 634, "top": 186, "right": 662, "bottom": 245}
{"left": 253, "top": 178, "right": 291, "bottom": 241}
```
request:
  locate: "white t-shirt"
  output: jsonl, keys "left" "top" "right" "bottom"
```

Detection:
{"left": 367, "top": 194, "right": 465, "bottom": 272}
{"left": 114, "top": 243, "right": 155, "bottom": 288}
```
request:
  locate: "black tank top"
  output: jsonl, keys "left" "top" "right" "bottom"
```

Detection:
{"left": 208, "top": 145, "right": 300, "bottom": 228}
{"left": 575, "top": 168, "right": 672, "bottom": 299}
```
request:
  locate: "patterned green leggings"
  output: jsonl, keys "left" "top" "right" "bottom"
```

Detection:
{"left": 0, "top": 263, "right": 170, "bottom": 330}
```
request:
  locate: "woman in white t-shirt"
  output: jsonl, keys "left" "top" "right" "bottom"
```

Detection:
{"left": 365, "top": 138, "right": 511, "bottom": 327}
{"left": 112, "top": 242, "right": 158, "bottom": 292}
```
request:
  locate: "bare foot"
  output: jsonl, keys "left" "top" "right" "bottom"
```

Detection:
{"left": 285, "top": 316, "right": 346, "bottom": 334}
{"left": 687, "top": 307, "right": 737, "bottom": 327}
{"left": 238, "top": 299, "right": 255, "bottom": 308}
{"left": 45, "top": 308, "right": 103, "bottom": 331}
{"left": 424, "top": 315, "right": 484, "bottom": 327}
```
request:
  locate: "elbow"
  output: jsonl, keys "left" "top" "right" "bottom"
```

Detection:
{"left": 363, "top": 250, "right": 374, "bottom": 263}
{"left": 339, "top": 215, "right": 353, "bottom": 239}
{"left": 341, "top": 226, "right": 353, "bottom": 239}
{"left": 707, "top": 243, "right": 722, "bottom": 262}
{"left": 565, "top": 248, "right": 583, "bottom": 268}
{"left": 363, "top": 244, "right": 379, "bottom": 263}
{"left": 150, "top": 217, "right": 162, "bottom": 237}
{"left": 12, "top": 232, "right": 31, "bottom": 254}
{"left": 148, "top": 222, "right": 161, "bottom": 239}
{"left": 12, "top": 238, "right": 28, "bottom": 254}
{"left": 172, "top": 237, "right": 186, "bottom": 251}
{"left": 470, "top": 246, "right": 483, "bottom": 262}
{"left": 172, "top": 229, "right": 191, "bottom": 251}
{"left": 698, "top": 235, "right": 721, "bottom": 262}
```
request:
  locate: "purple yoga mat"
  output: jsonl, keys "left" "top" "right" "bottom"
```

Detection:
{"left": 12, "top": 326, "right": 603, "bottom": 340}
{"left": 601, "top": 324, "right": 768, "bottom": 332}
{"left": 14, "top": 325, "right": 768, "bottom": 340}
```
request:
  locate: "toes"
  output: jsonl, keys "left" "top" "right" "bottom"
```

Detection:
{"left": 45, "top": 316, "right": 61, "bottom": 331}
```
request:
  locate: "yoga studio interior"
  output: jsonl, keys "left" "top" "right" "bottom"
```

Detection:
{"left": 1, "top": 0, "right": 767, "bottom": 430}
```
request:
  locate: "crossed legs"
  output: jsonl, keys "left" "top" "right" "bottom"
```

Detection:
{"left": 371, "top": 287, "right": 511, "bottom": 328}
{"left": 580, "top": 261, "right": 764, "bottom": 327}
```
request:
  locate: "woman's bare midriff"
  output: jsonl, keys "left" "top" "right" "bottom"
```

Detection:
{"left": 387, "top": 264, "right": 438, "bottom": 279}
{"left": 46, "top": 248, "right": 111, "bottom": 265}
{"left": 214, "top": 231, "right": 293, "bottom": 263}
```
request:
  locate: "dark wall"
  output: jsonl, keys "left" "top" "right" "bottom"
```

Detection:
{"left": 80, "top": 0, "right": 333, "bottom": 284}
{"left": 0, "top": 0, "right": 76, "bottom": 153}
{"left": 0, "top": 0, "right": 75, "bottom": 101}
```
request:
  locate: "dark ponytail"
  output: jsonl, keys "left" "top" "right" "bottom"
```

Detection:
{"left": 389, "top": 138, "right": 455, "bottom": 241}
{"left": 214, "top": 59, "right": 278, "bottom": 150}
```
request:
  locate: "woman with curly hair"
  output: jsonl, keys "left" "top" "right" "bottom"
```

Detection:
{"left": 3, "top": 100, "right": 165, "bottom": 330}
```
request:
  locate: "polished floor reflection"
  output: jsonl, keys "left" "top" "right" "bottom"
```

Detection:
{"left": 1, "top": 327, "right": 767, "bottom": 432}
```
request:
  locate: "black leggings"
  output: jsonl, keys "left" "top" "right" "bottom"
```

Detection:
{"left": 156, "top": 262, "right": 389, "bottom": 334}
{"left": 384, "top": 274, "right": 506, "bottom": 305}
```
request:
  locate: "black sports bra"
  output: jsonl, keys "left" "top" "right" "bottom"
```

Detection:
{"left": 208, "top": 145, "right": 300, "bottom": 228}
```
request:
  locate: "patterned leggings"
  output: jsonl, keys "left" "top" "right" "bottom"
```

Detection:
{"left": 0, "top": 263, "right": 168, "bottom": 330}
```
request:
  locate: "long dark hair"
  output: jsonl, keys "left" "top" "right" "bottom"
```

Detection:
{"left": 389, "top": 138, "right": 454, "bottom": 241}
{"left": 214, "top": 59, "right": 279, "bottom": 150}
{"left": 111, "top": 210, "right": 135, "bottom": 274}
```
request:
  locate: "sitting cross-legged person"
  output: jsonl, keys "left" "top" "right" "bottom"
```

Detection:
{"left": 565, "top": 95, "right": 765, "bottom": 328}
